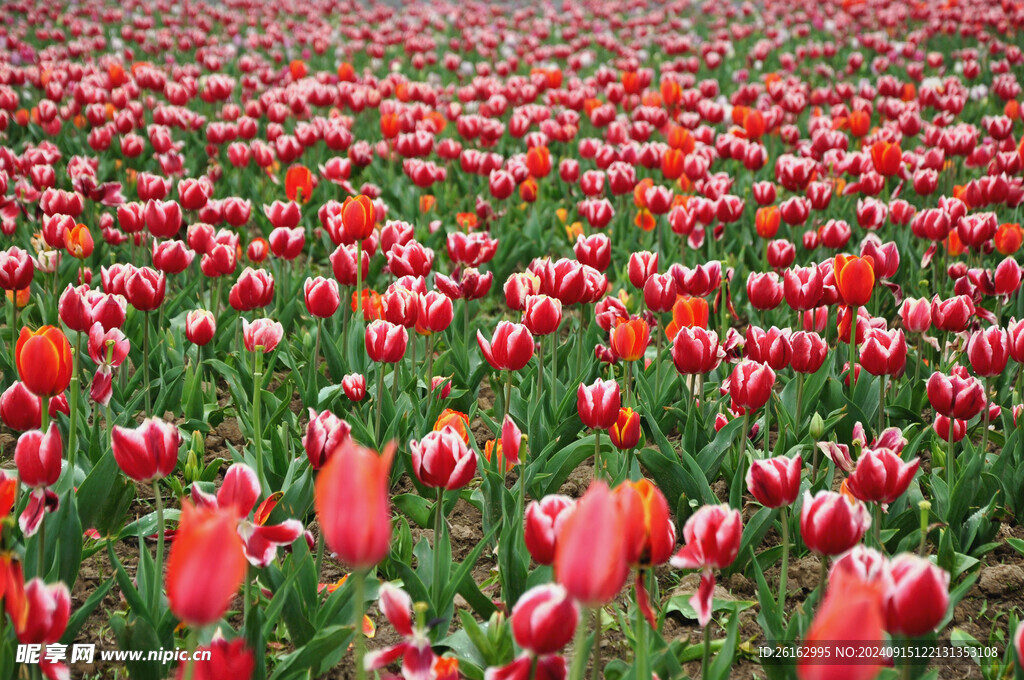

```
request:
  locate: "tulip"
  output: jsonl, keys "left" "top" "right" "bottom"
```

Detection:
{"left": 364, "top": 583, "right": 439, "bottom": 679}
{"left": 152, "top": 240, "right": 195, "bottom": 275}
{"left": 242, "top": 318, "right": 283, "bottom": 353}
{"left": 342, "top": 373, "right": 366, "bottom": 401}
{"left": 365, "top": 320, "right": 408, "bottom": 363}
{"left": 608, "top": 407, "right": 641, "bottom": 450}
{"left": 416, "top": 291, "right": 453, "bottom": 334}
{"left": 783, "top": 266, "right": 824, "bottom": 311}
{"left": 0, "top": 246, "right": 34, "bottom": 291}
{"left": 615, "top": 479, "right": 675, "bottom": 569}
{"left": 798, "top": 570, "right": 885, "bottom": 680}
{"left": 16, "top": 424, "right": 62, "bottom": 490}
{"left": 728, "top": 360, "right": 775, "bottom": 413}
{"left": 847, "top": 448, "right": 920, "bottom": 508}
{"left": 577, "top": 378, "right": 620, "bottom": 430}
{"left": 870, "top": 140, "right": 902, "bottom": 176}
{"left": 166, "top": 501, "right": 247, "bottom": 627}
{"left": 859, "top": 328, "right": 907, "bottom": 378}
{"left": 899, "top": 298, "right": 931, "bottom": 333}
{"left": 304, "top": 277, "right": 340, "bottom": 319}
{"left": 175, "top": 636, "right": 255, "bottom": 680}
{"left": 884, "top": 554, "right": 949, "bottom": 637}
{"left": 124, "top": 266, "right": 166, "bottom": 311}
{"left": 790, "top": 331, "right": 827, "bottom": 375}
{"left": 410, "top": 426, "right": 478, "bottom": 491}
{"left": 524, "top": 495, "right": 575, "bottom": 566}
{"left": 523, "top": 294, "right": 562, "bottom": 336}
{"left": 627, "top": 251, "right": 658, "bottom": 289}
{"left": 745, "top": 326, "right": 792, "bottom": 370}
{"left": 555, "top": 481, "right": 629, "bottom": 608}
{"left": 478, "top": 321, "right": 533, "bottom": 372}
{"left": 967, "top": 326, "right": 1009, "bottom": 377}
{"left": 185, "top": 309, "right": 216, "bottom": 346}
{"left": 671, "top": 327, "right": 725, "bottom": 375}
{"left": 800, "top": 490, "right": 871, "bottom": 557}
{"left": 747, "top": 272, "right": 783, "bottom": 310}
{"left": 303, "top": 409, "right": 351, "bottom": 470}
{"left": 670, "top": 504, "right": 742, "bottom": 626}
{"left": 15, "top": 578, "right": 71, "bottom": 679}
{"left": 111, "top": 418, "right": 182, "bottom": 483}
{"left": 609, "top": 317, "right": 649, "bottom": 362}
{"left": 834, "top": 254, "right": 875, "bottom": 307}
{"left": 510, "top": 584, "right": 578, "bottom": 655}
{"left": 746, "top": 455, "right": 801, "bottom": 509}
{"left": 315, "top": 439, "right": 394, "bottom": 569}
{"left": 930, "top": 294, "right": 974, "bottom": 332}
{"left": 927, "top": 368, "right": 985, "bottom": 420}
{"left": 16, "top": 326, "right": 73, "bottom": 399}
{"left": 0, "top": 382, "right": 41, "bottom": 431}
{"left": 664, "top": 295, "right": 710, "bottom": 339}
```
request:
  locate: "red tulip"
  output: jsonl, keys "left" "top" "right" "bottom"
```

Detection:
{"left": 669, "top": 504, "right": 742, "bottom": 626}
{"left": 800, "top": 490, "right": 871, "bottom": 556}
{"left": 790, "top": 331, "right": 827, "bottom": 374}
{"left": 884, "top": 554, "right": 949, "bottom": 637}
{"left": 870, "top": 140, "right": 902, "bottom": 177}
{"left": 554, "top": 481, "right": 629, "bottom": 608}
{"left": 341, "top": 194, "right": 375, "bottom": 242}
{"left": 269, "top": 226, "right": 305, "bottom": 260}
{"left": 0, "top": 247, "right": 34, "bottom": 291}
{"left": 671, "top": 327, "right": 725, "bottom": 375}
{"left": 304, "top": 276, "right": 340, "bottom": 318}
{"left": 366, "top": 320, "right": 408, "bottom": 363}
{"left": 416, "top": 291, "right": 453, "bottom": 334}
{"left": 510, "top": 584, "right": 578, "bottom": 655}
{"left": 175, "top": 636, "right": 255, "bottom": 680}
{"left": 927, "top": 367, "right": 985, "bottom": 420}
{"left": 410, "top": 426, "right": 478, "bottom": 490}
{"left": 627, "top": 251, "right": 658, "bottom": 288}
{"left": 314, "top": 439, "right": 394, "bottom": 569}
{"left": 144, "top": 199, "right": 183, "bottom": 239}
{"left": 577, "top": 378, "right": 621, "bottom": 430}
{"left": 302, "top": 409, "right": 351, "bottom": 470}
{"left": 728, "top": 360, "right": 775, "bottom": 412}
{"left": 166, "top": 501, "right": 247, "bottom": 627}
{"left": 615, "top": 478, "right": 675, "bottom": 567}
{"left": 15, "top": 423, "right": 62, "bottom": 489}
{"left": 524, "top": 494, "right": 575, "bottom": 566}
{"left": 111, "top": 418, "right": 182, "bottom": 483}
{"left": 899, "top": 298, "right": 932, "bottom": 333}
{"left": 342, "top": 373, "right": 366, "bottom": 401}
{"left": 478, "top": 321, "right": 534, "bottom": 371}
{"left": 0, "top": 382, "right": 41, "bottom": 431}
{"left": 745, "top": 325, "right": 792, "bottom": 370}
{"left": 847, "top": 448, "right": 920, "bottom": 506}
{"left": 124, "top": 266, "right": 166, "bottom": 311}
{"left": 242, "top": 318, "right": 283, "bottom": 353}
{"left": 930, "top": 295, "right": 974, "bottom": 332}
{"left": 746, "top": 455, "right": 802, "bottom": 508}
{"left": 859, "top": 328, "right": 907, "bottom": 377}
{"left": 185, "top": 309, "right": 216, "bottom": 346}
{"left": 610, "top": 317, "right": 649, "bottom": 362}
{"left": 967, "top": 326, "right": 1010, "bottom": 376}
{"left": 523, "top": 294, "right": 562, "bottom": 336}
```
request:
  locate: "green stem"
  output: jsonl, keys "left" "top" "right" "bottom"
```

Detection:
{"left": 877, "top": 375, "right": 886, "bottom": 436}
{"left": 918, "top": 501, "right": 931, "bottom": 556}
{"left": 795, "top": 373, "right": 804, "bottom": 431}
{"left": 315, "top": 529, "right": 324, "bottom": 579}
{"left": 701, "top": 620, "right": 711, "bottom": 680}
{"left": 873, "top": 502, "right": 883, "bottom": 552}
{"left": 980, "top": 376, "right": 992, "bottom": 456}
{"left": 945, "top": 415, "right": 955, "bottom": 501}
{"left": 183, "top": 627, "right": 198, "bottom": 680}
{"left": 504, "top": 369, "right": 513, "bottom": 421}
{"left": 635, "top": 571, "right": 650, "bottom": 680}
{"left": 7, "top": 298, "right": 15, "bottom": 370}
{"left": 763, "top": 395, "right": 771, "bottom": 459}
{"left": 353, "top": 569, "right": 367, "bottom": 680}
{"left": 68, "top": 331, "right": 81, "bottom": 476}
{"left": 40, "top": 396, "right": 49, "bottom": 444}
{"left": 590, "top": 607, "right": 603, "bottom": 680}
{"left": 849, "top": 306, "right": 858, "bottom": 392}
{"left": 355, "top": 241, "right": 363, "bottom": 329}
{"left": 654, "top": 329, "right": 662, "bottom": 398}
{"left": 432, "top": 487, "right": 445, "bottom": 607}
{"left": 143, "top": 310, "right": 151, "bottom": 415}
{"left": 153, "top": 480, "right": 164, "bottom": 613}
{"left": 36, "top": 510, "right": 45, "bottom": 578}
{"left": 778, "top": 505, "right": 789, "bottom": 611}
{"left": 536, "top": 341, "right": 544, "bottom": 397}
{"left": 253, "top": 349, "right": 265, "bottom": 494}
{"left": 308, "top": 317, "right": 323, "bottom": 401}
{"left": 375, "top": 363, "right": 386, "bottom": 445}
{"left": 818, "top": 555, "right": 828, "bottom": 595}
{"left": 594, "top": 429, "right": 601, "bottom": 481}
{"left": 568, "top": 607, "right": 591, "bottom": 680}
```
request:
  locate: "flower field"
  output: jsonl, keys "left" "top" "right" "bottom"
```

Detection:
{"left": 2, "top": 0, "right": 1024, "bottom": 678}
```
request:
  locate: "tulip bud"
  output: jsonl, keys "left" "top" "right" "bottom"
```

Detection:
{"left": 608, "top": 407, "right": 641, "bottom": 449}
{"left": 809, "top": 413, "right": 825, "bottom": 440}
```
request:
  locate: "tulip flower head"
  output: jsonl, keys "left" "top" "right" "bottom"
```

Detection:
{"left": 670, "top": 504, "right": 742, "bottom": 626}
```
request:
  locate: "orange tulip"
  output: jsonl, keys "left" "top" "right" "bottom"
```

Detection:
{"left": 525, "top": 146, "right": 551, "bottom": 178}
{"left": 0, "top": 555, "right": 27, "bottom": 633}
{"left": 455, "top": 213, "right": 478, "bottom": 231}
{"left": 610, "top": 318, "right": 650, "bottom": 362}
{"left": 797, "top": 570, "right": 885, "bottom": 680}
{"left": 665, "top": 296, "right": 709, "bottom": 340}
{"left": 419, "top": 195, "right": 436, "bottom": 213}
{"left": 634, "top": 208, "right": 656, "bottom": 231}
{"left": 615, "top": 478, "right": 675, "bottom": 567}
{"left": 434, "top": 408, "right": 470, "bottom": 443}
{"left": 285, "top": 165, "right": 313, "bottom": 204}
{"left": 755, "top": 206, "right": 780, "bottom": 239}
{"left": 341, "top": 195, "right": 376, "bottom": 241}
{"left": 6, "top": 287, "right": 29, "bottom": 308}
{"left": 16, "top": 326, "right": 73, "bottom": 398}
{"left": 661, "top": 148, "right": 684, "bottom": 180}
{"left": 660, "top": 79, "right": 681, "bottom": 108}
{"left": 165, "top": 501, "right": 246, "bottom": 627}
{"left": 869, "top": 140, "right": 902, "bottom": 177}
{"left": 995, "top": 222, "right": 1023, "bottom": 255}
{"left": 337, "top": 62, "right": 356, "bottom": 82}
{"left": 0, "top": 472, "right": 16, "bottom": 518}
{"left": 289, "top": 60, "right": 307, "bottom": 80}
{"left": 483, "top": 439, "right": 514, "bottom": 473}
{"left": 351, "top": 289, "right": 385, "bottom": 321}
{"left": 554, "top": 481, "right": 629, "bottom": 608}
{"left": 846, "top": 110, "right": 870, "bottom": 137}
{"left": 519, "top": 176, "right": 538, "bottom": 203}
{"left": 633, "top": 178, "right": 654, "bottom": 209}
{"left": 380, "top": 112, "right": 400, "bottom": 139}
{"left": 314, "top": 439, "right": 395, "bottom": 570}
{"left": 666, "top": 126, "right": 694, "bottom": 154}
{"left": 64, "top": 223, "right": 94, "bottom": 259}
{"left": 833, "top": 254, "right": 875, "bottom": 307}
{"left": 743, "top": 109, "right": 766, "bottom": 139}
{"left": 621, "top": 71, "right": 640, "bottom": 95}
